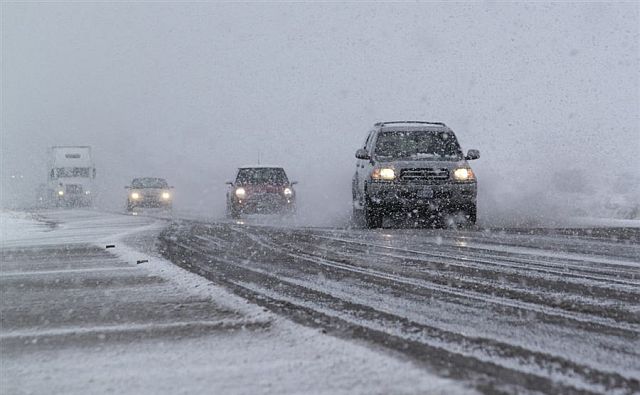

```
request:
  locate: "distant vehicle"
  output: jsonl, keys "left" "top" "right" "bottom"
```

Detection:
{"left": 226, "top": 166, "right": 297, "bottom": 218}
{"left": 125, "top": 177, "right": 174, "bottom": 211}
{"left": 46, "top": 146, "right": 96, "bottom": 207}
{"left": 352, "top": 121, "right": 480, "bottom": 228}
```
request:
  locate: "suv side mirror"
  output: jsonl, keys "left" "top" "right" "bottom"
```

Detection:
{"left": 169, "top": 186, "right": 175, "bottom": 189}
{"left": 225, "top": 181, "right": 233, "bottom": 185}
{"left": 355, "top": 149, "right": 370, "bottom": 160}
{"left": 466, "top": 149, "right": 480, "bottom": 160}
{"left": 291, "top": 181, "right": 298, "bottom": 185}
{"left": 124, "top": 186, "right": 130, "bottom": 189}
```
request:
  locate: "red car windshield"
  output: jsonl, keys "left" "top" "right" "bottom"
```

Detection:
{"left": 236, "top": 168, "right": 288, "bottom": 185}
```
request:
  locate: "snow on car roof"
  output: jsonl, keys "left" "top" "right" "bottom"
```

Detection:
{"left": 379, "top": 125, "right": 449, "bottom": 132}
{"left": 238, "top": 165, "right": 284, "bottom": 169}
{"left": 132, "top": 176, "right": 168, "bottom": 181}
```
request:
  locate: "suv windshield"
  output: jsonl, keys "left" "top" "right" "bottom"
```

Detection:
{"left": 236, "top": 168, "right": 289, "bottom": 185}
{"left": 131, "top": 178, "right": 168, "bottom": 188}
{"left": 374, "top": 130, "right": 462, "bottom": 161}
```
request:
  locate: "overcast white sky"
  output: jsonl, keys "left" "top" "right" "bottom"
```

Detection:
{"left": 2, "top": 2, "right": 638, "bottom": 224}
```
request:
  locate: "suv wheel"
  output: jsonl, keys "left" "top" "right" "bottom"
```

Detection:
{"left": 228, "top": 207, "right": 240, "bottom": 219}
{"left": 351, "top": 206, "right": 362, "bottom": 226}
{"left": 466, "top": 204, "right": 477, "bottom": 225}
{"left": 364, "top": 205, "right": 383, "bottom": 228}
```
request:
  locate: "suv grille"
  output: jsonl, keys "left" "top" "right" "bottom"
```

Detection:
{"left": 65, "top": 184, "right": 83, "bottom": 194}
{"left": 400, "top": 168, "right": 449, "bottom": 182}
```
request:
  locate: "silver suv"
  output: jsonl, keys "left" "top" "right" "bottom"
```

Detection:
{"left": 352, "top": 121, "right": 479, "bottom": 228}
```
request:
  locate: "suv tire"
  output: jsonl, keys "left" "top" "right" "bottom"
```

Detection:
{"left": 465, "top": 204, "right": 477, "bottom": 225}
{"left": 364, "top": 203, "right": 383, "bottom": 228}
{"left": 226, "top": 204, "right": 240, "bottom": 219}
{"left": 351, "top": 205, "right": 364, "bottom": 227}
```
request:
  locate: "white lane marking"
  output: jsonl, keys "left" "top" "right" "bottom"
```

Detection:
{"left": 0, "top": 266, "right": 137, "bottom": 277}
{"left": 0, "top": 319, "right": 269, "bottom": 340}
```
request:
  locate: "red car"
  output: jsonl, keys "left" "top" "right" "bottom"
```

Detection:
{"left": 226, "top": 166, "right": 297, "bottom": 218}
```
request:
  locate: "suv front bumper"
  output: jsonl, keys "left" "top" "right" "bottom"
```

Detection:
{"left": 366, "top": 181, "right": 476, "bottom": 211}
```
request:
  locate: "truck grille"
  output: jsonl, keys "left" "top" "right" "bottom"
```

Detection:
{"left": 400, "top": 168, "right": 449, "bottom": 182}
{"left": 65, "top": 184, "right": 83, "bottom": 194}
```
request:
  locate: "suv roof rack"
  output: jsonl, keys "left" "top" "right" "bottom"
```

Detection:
{"left": 374, "top": 121, "right": 446, "bottom": 127}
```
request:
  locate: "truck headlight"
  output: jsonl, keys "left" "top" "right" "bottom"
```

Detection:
{"left": 372, "top": 168, "right": 395, "bottom": 181}
{"left": 58, "top": 190, "right": 64, "bottom": 196}
{"left": 283, "top": 187, "right": 293, "bottom": 197}
{"left": 130, "top": 192, "right": 140, "bottom": 200}
{"left": 235, "top": 187, "right": 246, "bottom": 199}
{"left": 453, "top": 168, "right": 475, "bottom": 181}
{"left": 161, "top": 192, "right": 171, "bottom": 200}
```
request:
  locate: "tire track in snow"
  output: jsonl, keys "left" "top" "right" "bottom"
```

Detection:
{"left": 159, "top": 221, "right": 640, "bottom": 395}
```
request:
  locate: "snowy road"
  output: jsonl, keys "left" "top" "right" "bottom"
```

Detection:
{"left": 1, "top": 210, "right": 473, "bottom": 395}
{"left": 159, "top": 219, "right": 640, "bottom": 395}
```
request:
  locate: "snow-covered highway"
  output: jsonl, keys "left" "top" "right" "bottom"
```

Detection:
{"left": 160, "top": 216, "right": 640, "bottom": 394}
{"left": 1, "top": 209, "right": 639, "bottom": 394}
{"left": 1, "top": 210, "right": 472, "bottom": 395}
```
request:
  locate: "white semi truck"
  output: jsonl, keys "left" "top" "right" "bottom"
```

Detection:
{"left": 46, "top": 146, "right": 96, "bottom": 207}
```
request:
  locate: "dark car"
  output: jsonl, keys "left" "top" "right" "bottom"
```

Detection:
{"left": 352, "top": 121, "right": 480, "bottom": 228}
{"left": 125, "top": 177, "right": 174, "bottom": 211}
{"left": 226, "top": 166, "right": 297, "bottom": 218}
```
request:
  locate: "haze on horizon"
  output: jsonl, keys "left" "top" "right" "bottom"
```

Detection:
{"left": 2, "top": 2, "right": 639, "bottom": 226}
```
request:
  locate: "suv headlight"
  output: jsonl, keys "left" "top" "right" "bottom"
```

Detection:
{"left": 130, "top": 192, "right": 140, "bottom": 200}
{"left": 372, "top": 168, "right": 396, "bottom": 181}
{"left": 453, "top": 167, "right": 475, "bottom": 181}
{"left": 235, "top": 187, "right": 246, "bottom": 199}
{"left": 283, "top": 187, "right": 293, "bottom": 197}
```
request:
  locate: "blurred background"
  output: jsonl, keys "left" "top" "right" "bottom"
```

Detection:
{"left": 2, "top": 2, "right": 638, "bottom": 226}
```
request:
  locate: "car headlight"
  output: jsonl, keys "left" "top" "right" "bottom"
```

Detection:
{"left": 453, "top": 167, "right": 475, "bottom": 181}
{"left": 130, "top": 192, "right": 140, "bottom": 200}
{"left": 58, "top": 190, "right": 64, "bottom": 196}
{"left": 161, "top": 192, "right": 171, "bottom": 200}
{"left": 372, "top": 168, "right": 395, "bottom": 181}
{"left": 283, "top": 187, "right": 293, "bottom": 197}
{"left": 235, "top": 187, "right": 246, "bottom": 199}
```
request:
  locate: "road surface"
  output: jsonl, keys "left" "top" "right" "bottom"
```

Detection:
{"left": 1, "top": 210, "right": 472, "bottom": 395}
{"left": 159, "top": 218, "right": 640, "bottom": 395}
